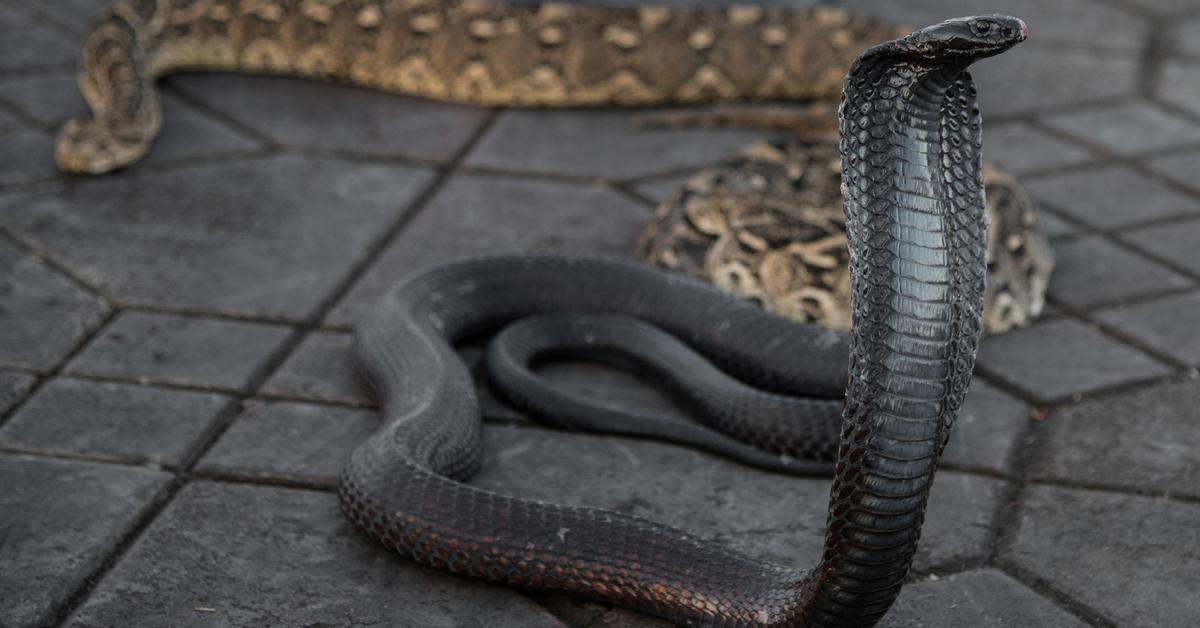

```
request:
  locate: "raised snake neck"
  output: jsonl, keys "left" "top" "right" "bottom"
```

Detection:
{"left": 58, "top": 0, "right": 907, "bottom": 173}
{"left": 340, "top": 16, "right": 1025, "bottom": 627}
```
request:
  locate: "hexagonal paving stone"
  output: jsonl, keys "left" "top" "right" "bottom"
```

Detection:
{"left": 329, "top": 174, "right": 649, "bottom": 326}
{"left": 0, "top": 128, "right": 58, "bottom": 186}
{"left": 12, "top": 0, "right": 109, "bottom": 35}
{"left": 1042, "top": 102, "right": 1200, "bottom": 155}
{"left": 0, "top": 155, "right": 435, "bottom": 320}
{"left": 1030, "top": 380, "right": 1200, "bottom": 497}
{"left": 0, "top": 238, "right": 109, "bottom": 371}
{"left": 473, "top": 424, "right": 1003, "bottom": 574}
{"left": 1160, "top": 60, "right": 1200, "bottom": 118}
{"left": 880, "top": 569, "right": 1088, "bottom": 627}
{"left": 0, "top": 3, "right": 75, "bottom": 73}
{"left": 983, "top": 122, "right": 1093, "bottom": 177}
{"left": 1171, "top": 15, "right": 1200, "bottom": 56}
{"left": 1147, "top": 148, "right": 1200, "bottom": 194}
{"left": 465, "top": 109, "right": 769, "bottom": 180}
{"left": 1046, "top": 235, "right": 1192, "bottom": 309}
{"left": 1124, "top": 217, "right": 1200, "bottom": 276}
{"left": 1023, "top": 165, "right": 1197, "bottom": 229}
{"left": 64, "top": 481, "right": 566, "bottom": 628}
{"left": 0, "top": 378, "right": 232, "bottom": 466}
{"left": 0, "top": 370, "right": 36, "bottom": 416}
{"left": 1006, "top": 485, "right": 1200, "bottom": 627}
{"left": 1096, "top": 291, "right": 1200, "bottom": 365}
{"left": 942, "top": 380, "right": 1032, "bottom": 475}
{"left": 169, "top": 73, "right": 492, "bottom": 163}
{"left": 977, "top": 319, "right": 1171, "bottom": 403}
{"left": 971, "top": 44, "right": 1139, "bottom": 117}
{"left": 197, "top": 399, "right": 377, "bottom": 486}
{"left": 66, "top": 312, "right": 293, "bottom": 392}
{"left": 259, "top": 331, "right": 370, "bottom": 406}
{"left": 0, "top": 454, "right": 170, "bottom": 628}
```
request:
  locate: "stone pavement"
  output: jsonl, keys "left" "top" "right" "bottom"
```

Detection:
{"left": 2, "top": 0, "right": 1199, "bottom": 626}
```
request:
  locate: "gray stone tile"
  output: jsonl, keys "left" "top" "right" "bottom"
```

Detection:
{"left": 1097, "top": 291, "right": 1200, "bottom": 365}
{"left": 1160, "top": 60, "right": 1200, "bottom": 118}
{"left": 329, "top": 174, "right": 648, "bottom": 326}
{"left": 983, "top": 122, "right": 1093, "bottom": 177}
{"left": 0, "top": 454, "right": 170, "bottom": 628}
{"left": 978, "top": 319, "right": 1172, "bottom": 402}
{"left": 474, "top": 424, "right": 1002, "bottom": 574}
{"left": 0, "top": 128, "right": 58, "bottom": 186}
{"left": 1124, "top": 0, "right": 1200, "bottom": 14}
{"left": 0, "top": 370, "right": 36, "bottom": 416}
{"left": 1031, "top": 380, "right": 1200, "bottom": 497}
{"left": 0, "top": 378, "right": 231, "bottom": 466}
{"left": 465, "top": 109, "right": 768, "bottom": 180}
{"left": 0, "top": 155, "right": 435, "bottom": 320}
{"left": 1007, "top": 485, "right": 1200, "bottom": 627}
{"left": 1037, "top": 209, "right": 1080, "bottom": 239}
{"left": 1042, "top": 101, "right": 1200, "bottom": 155}
{"left": 1046, "top": 235, "right": 1192, "bottom": 309}
{"left": 65, "top": 481, "right": 566, "bottom": 628}
{"left": 197, "top": 399, "right": 376, "bottom": 485}
{"left": 1124, "top": 218, "right": 1200, "bottom": 276}
{"left": 0, "top": 3, "right": 75, "bottom": 73}
{"left": 971, "top": 44, "right": 1139, "bottom": 117}
{"left": 0, "top": 238, "right": 109, "bottom": 371}
{"left": 170, "top": 73, "right": 490, "bottom": 163}
{"left": 0, "top": 73, "right": 263, "bottom": 166}
{"left": 880, "top": 569, "right": 1088, "bottom": 628}
{"left": 836, "top": 0, "right": 1147, "bottom": 50}
{"left": 633, "top": 172, "right": 691, "bottom": 206}
{"left": 942, "top": 381, "right": 1032, "bottom": 475}
{"left": 1147, "top": 148, "right": 1200, "bottom": 194}
{"left": 66, "top": 312, "right": 293, "bottom": 392}
{"left": 1172, "top": 15, "right": 1200, "bottom": 56}
{"left": 260, "top": 331, "right": 370, "bottom": 406}
{"left": 1023, "top": 165, "right": 1197, "bottom": 229}
{"left": 12, "top": 0, "right": 110, "bottom": 35}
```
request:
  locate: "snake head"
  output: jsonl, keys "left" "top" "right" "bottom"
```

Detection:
{"left": 916, "top": 15, "right": 1028, "bottom": 61}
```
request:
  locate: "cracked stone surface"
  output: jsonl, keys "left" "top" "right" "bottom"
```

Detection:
{"left": 0, "top": 238, "right": 109, "bottom": 372}
{"left": 1006, "top": 485, "right": 1200, "bottom": 627}
{"left": 66, "top": 311, "right": 293, "bottom": 392}
{"left": 64, "top": 481, "right": 566, "bottom": 628}
{"left": 3, "top": 2, "right": 1200, "bottom": 626}
{"left": 0, "top": 454, "right": 170, "bottom": 628}
{"left": 1095, "top": 291, "right": 1200, "bottom": 365}
{"left": 0, "top": 377, "right": 231, "bottom": 466}
{"left": 1046, "top": 235, "right": 1192, "bottom": 309}
{"left": 978, "top": 318, "right": 1172, "bottom": 402}
{"left": 170, "top": 73, "right": 491, "bottom": 163}
{"left": 1023, "top": 164, "right": 1198, "bottom": 229}
{"left": 1041, "top": 101, "right": 1200, "bottom": 155}
{"left": 0, "top": 156, "right": 435, "bottom": 321}
{"left": 259, "top": 331, "right": 371, "bottom": 406}
{"left": 1030, "top": 380, "right": 1200, "bottom": 497}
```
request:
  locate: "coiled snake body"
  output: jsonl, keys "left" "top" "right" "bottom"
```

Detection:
{"left": 341, "top": 16, "right": 1025, "bottom": 627}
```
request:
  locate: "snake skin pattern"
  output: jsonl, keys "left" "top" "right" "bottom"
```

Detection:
{"left": 341, "top": 17, "right": 1026, "bottom": 627}
{"left": 57, "top": 0, "right": 906, "bottom": 174}
{"left": 640, "top": 142, "right": 1055, "bottom": 336}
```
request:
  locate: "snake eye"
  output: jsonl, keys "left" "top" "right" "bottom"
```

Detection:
{"left": 971, "top": 21, "right": 993, "bottom": 35}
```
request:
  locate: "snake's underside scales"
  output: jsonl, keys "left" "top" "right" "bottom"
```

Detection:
{"left": 338, "top": 16, "right": 1027, "bottom": 627}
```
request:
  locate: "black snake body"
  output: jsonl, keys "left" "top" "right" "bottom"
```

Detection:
{"left": 340, "top": 16, "right": 1026, "bottom": 627}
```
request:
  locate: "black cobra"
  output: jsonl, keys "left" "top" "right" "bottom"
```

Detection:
{"left": 340, "top": 16, "right": 1026, "bottom": 627}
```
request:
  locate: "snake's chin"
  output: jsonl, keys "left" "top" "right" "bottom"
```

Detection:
{"left": 55, "top": 116, "right": 150, "bottom": 175}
